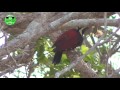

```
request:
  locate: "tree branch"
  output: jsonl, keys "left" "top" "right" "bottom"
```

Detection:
{"left": 61, "top": 19, "right": 119, "bottom": 30}
{"left": 67, "top": 51, "right": 98, "bottom": 78}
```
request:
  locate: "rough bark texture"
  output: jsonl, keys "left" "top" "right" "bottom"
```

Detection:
{"left": 66, "top": 51, "right": 98, "bottom": 78}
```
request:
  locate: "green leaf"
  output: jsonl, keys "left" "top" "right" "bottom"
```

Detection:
{"left": 80, "top": 45, "right": 89, "bottom": 54}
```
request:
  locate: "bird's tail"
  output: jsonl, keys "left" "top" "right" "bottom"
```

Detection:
{"left": 52, "top": 51, "right": 62, "bottom": 65}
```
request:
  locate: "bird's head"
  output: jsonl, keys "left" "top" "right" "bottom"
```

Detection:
{"left": 77, "top": 27, "right": 88, "bottom": 35}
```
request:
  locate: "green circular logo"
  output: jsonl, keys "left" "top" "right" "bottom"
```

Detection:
{"left": 4, "top": 15, "right": 16, "bottom": 26}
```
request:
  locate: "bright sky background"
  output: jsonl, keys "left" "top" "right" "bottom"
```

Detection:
{"left": 0, "top": 13, "right": 120, "bottom": 78}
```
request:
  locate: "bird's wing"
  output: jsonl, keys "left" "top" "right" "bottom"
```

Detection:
{"left": 54, "top": 34, "right": 80, "bottom": 51}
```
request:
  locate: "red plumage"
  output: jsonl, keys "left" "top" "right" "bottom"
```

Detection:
{"left": 52, "top": 28, "right": 86, "bottom": 65}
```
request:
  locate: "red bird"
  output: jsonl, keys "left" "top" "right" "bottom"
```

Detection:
{"left": 52, "top": 27, "right": 87, "bottom": 65}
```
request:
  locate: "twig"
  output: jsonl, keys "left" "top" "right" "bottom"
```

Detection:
{"left": 6, "top": 47, "right": 18, "bottom": 66}
{"left": 27, "top": 62, "right": 34, "bottom": 78}
{"left": 108, "top": 68, "right": 120, "bottom": 78}
{"left": 111, "top": 45, "right": 120, "bottom": 55}
{"left": 25, "top": 66, "right": 28, "bottom": 78}
{"left": 90, "top": 34, "right": 102, "bottom": 57}
{"left": 106, "top": 30, "right": 120, "bottom": 38}
{"left": 0, "top": 43, "right": 35, "bottom": 72}
{"left": 0, "top": 35, "right": 4, "bottom": 39}
{"left": 98, "top": 26, "right": 120, "bottom": 46}
{"left": 104, "top": 12, "right": 109, "bottom": 77}
{"left": 27, "top": 62, "right": 38, "bottom": 78}
{"left": 110, "top": 38, "right": 120, "bottom": 54}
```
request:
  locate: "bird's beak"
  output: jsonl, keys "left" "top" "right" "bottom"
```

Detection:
{"left": 80, "top": 29, "right": 82, "bottom": 35}
{"left": 79, "top": 27, "right": 86, "bottom": 35}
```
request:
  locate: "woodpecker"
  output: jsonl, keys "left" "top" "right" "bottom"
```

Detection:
{"left": 52, "top": 27, "right": 87, "bottom": 65}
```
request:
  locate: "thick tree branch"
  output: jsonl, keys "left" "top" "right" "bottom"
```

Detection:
{"left": 61, "top": 19, "right": 119, "bottom": 30}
